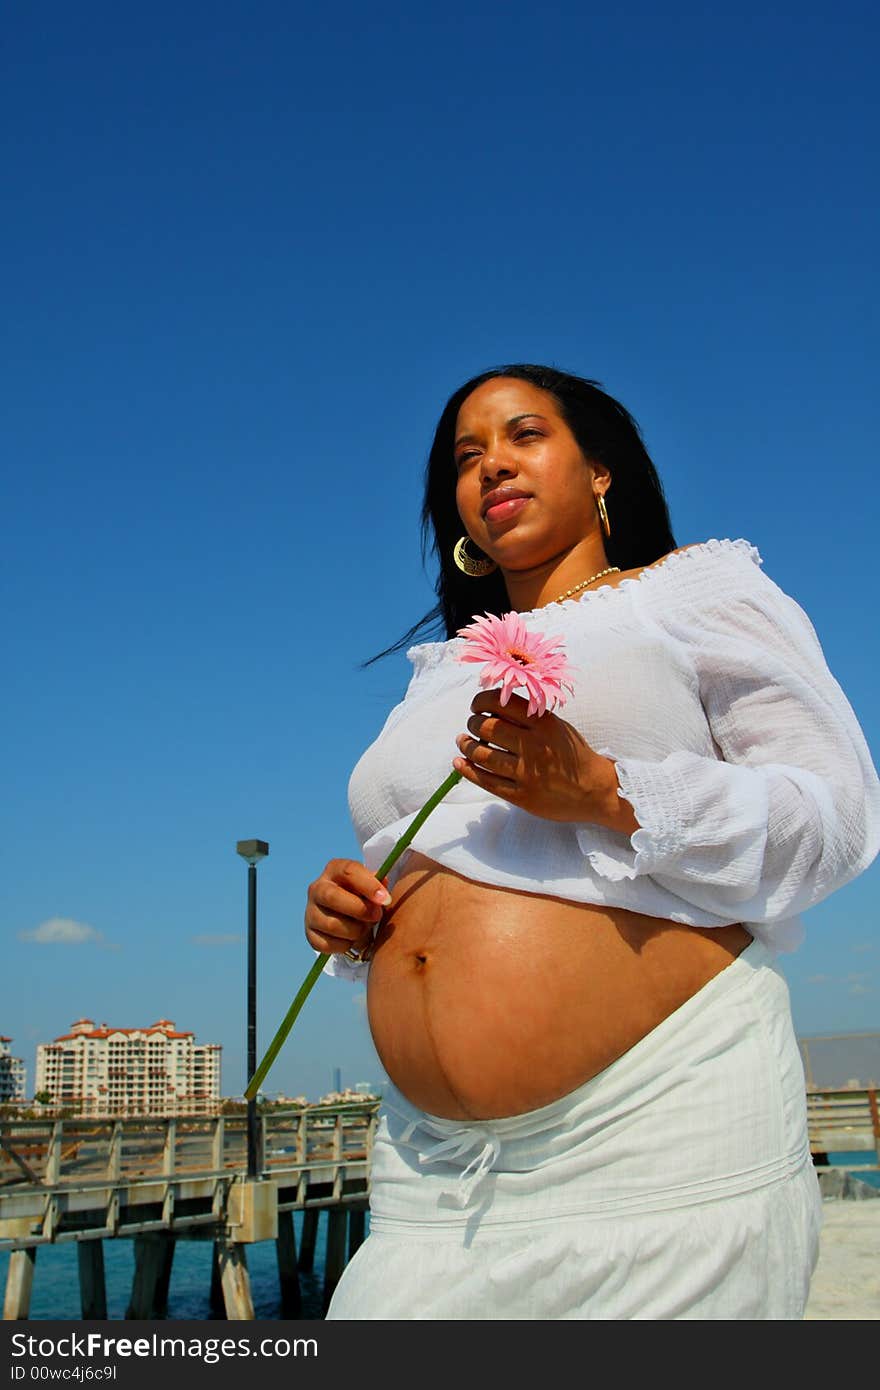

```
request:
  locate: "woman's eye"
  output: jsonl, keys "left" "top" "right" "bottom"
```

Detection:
{"left": 455, "top": 429, "right": 541, "bottom": 469}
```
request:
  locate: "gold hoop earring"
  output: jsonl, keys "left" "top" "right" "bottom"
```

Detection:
{"left": 453, "top": 536, "right": 497, "bottom": 577}
{"left": 596, "top": 493, "right": 611, "bottom": 540}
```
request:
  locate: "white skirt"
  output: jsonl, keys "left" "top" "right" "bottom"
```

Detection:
{"left": 327, "top": 937, "right": 823, "bottom": 1320}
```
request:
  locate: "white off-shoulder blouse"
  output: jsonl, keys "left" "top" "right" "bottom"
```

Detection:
{"left": 328, "top": 539, "right": 880, "bottom": 978}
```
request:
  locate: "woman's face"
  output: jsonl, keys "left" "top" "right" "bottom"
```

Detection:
{"left": 454, "top": 377, "right": 609, "bottom": 573}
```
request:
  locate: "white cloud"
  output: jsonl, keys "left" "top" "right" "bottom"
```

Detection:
{"left": 848, "top": 982, "right": 874, "bottom": 996}
{"left": 806, "top": 974, "right": 835, "bottom": 984}
{"left": 192, "top": 933, "right": 242, "bottom": 947}
{"left": 19, "top": 917, "right": 105, "bottom": 946}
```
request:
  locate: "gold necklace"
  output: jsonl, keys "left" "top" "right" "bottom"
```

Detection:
{"left": 550, "top": 566, "right": 620, "bottom": 604}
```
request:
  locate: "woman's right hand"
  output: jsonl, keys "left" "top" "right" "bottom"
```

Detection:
{"left": 305, "top": 859, "right": 393, "bottom": 960}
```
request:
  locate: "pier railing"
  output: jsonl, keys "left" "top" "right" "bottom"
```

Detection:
{"left": 0, "top": 1105, "right": 379, "bottom": 1245}
{"left": 0, "top": 1104, "right": 376, "bottom": 1198}
{"left": 806, "top": 1087, "right": 880, "bottom": 1171}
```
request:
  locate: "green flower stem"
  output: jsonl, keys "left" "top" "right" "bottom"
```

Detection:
{"left": 244, "top": 768, "right": 462, "bottom": 1100}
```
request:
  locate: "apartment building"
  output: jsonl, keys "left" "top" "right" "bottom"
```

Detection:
{"left": 0, "top": 1037, "right": 26, "bottom": 1102}
{"left": 35, "top": 1018, "right": 221, "bottom": 1116}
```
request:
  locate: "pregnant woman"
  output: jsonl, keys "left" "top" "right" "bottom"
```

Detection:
{"left": 305, "top": 364, "right": 880, "bottom": 1320}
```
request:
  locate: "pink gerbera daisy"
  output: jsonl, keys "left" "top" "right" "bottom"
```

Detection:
{"left": 456, "top": 611, "right": 575, "bottom": 717}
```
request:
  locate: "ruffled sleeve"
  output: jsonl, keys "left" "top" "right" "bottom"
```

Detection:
{"left": 579, "top": 542, "right": 880, "bottom": 928}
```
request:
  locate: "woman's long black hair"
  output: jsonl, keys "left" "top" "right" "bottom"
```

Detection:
{"left": 368, "top": 364, "right": 676, "bottom": 662}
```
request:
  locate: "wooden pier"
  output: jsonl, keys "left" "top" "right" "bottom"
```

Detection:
{"left": 0, "top": 1102, "right": 378, "bottom": 1320}
{"left": 807, "top": 1087, "right": 880, "bottom": 1172}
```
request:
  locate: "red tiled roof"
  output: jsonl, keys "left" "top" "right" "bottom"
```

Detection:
{"left": 52, "top": 1024, "right": 195, "bottom": 1042}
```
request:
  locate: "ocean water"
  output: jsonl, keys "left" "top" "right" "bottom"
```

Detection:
{"left": 0, "top": 1210, "right": 364, "bottom": 1320}
{"left": 826, "top": 1152, "right": 880, "bottom": 1189}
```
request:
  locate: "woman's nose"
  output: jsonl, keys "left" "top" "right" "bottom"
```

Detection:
{"left": 480, "top": 447, "right": 516, "bottom": 481}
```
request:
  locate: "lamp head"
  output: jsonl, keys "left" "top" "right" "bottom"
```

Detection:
{"left": 236, "top": 839, "right": 269, "bottom": 865}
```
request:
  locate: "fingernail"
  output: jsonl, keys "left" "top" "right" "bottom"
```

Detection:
{"left": 373, "top": 889, "right": 392, "bottom": 905}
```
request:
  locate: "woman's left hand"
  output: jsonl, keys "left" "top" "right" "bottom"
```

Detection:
{"left": 454, "top": 689, "right": 639, "bottom": 834}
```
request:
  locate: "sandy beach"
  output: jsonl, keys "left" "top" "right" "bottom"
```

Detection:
{"left": 804, "top": 1198, "right": 880, "bottom": 1320}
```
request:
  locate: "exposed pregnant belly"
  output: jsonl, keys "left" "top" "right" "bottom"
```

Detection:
{"left": 367, "top": 851, "right": 752, "bottom": 1120}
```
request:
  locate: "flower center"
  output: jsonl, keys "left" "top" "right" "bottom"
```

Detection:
{"left": 507, "top": 647, "right": 534, "bottom": 667}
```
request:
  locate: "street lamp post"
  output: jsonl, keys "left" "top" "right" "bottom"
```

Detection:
{"left": 236, "top": 839, "right": 269, "bottom": 1178}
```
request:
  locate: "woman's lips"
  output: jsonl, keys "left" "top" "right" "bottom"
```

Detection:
{"left": 484, "top": 495, "right": 531, "bottom": 523}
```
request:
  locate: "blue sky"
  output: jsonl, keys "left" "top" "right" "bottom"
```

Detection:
{"left": 4, "top": 2, "right": 879, "bottom": 1100}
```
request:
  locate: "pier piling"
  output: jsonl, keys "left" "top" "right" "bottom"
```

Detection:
{"left": 127, "top": 1234, "right": 172, "bottom": 1319}
{"left": 217, "top": 1239, "right": 254, "bottom": 1320}
{"left": 153, "top": 1236, "right": 176, "bottom": 1318}
{"left": 322, "top": 1209, "right": 347, "bottom": 1313}
{"left": 3, "top": 1247, "right": 36, "bottom": 1320}
{"left": 297, "top": 1208, "right": 319, "bottom": 1272}
{"left": 275, "top": 1209, "right": 301, "bottom": 1316}
{"left": 77, "top": 1239, "right": 107, "bottom": 1319}
{"left": 209, "top": 1242, "right": 225, "bottom": 1315}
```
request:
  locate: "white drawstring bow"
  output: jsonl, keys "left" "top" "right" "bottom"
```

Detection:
{"left": 397, "top": 1114, "right": 502, "bottom": 1208}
